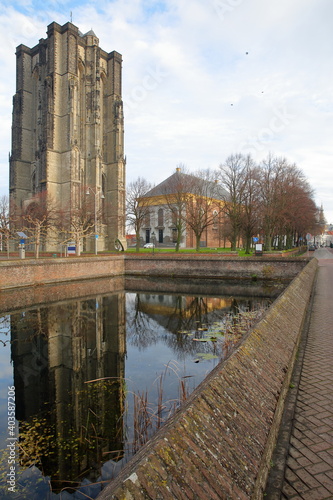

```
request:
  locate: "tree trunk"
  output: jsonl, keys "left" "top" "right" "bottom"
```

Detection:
{"left": 245, "top": 234, "right": 252, "bottom": 254}
{"left": 195, "top": 234, "right": 201, "bottom": 252}
{"left": 35, "top": 228, "right": 40, "bottom": 259}
{"left": 231, "top": 233, "right": 237, "bottom": 251}
{"left": 175, "top": 229, "right": 182, "bottom": 252}
{"left": 264, "top": 231, "right": 272, "bottom": 251}
{"left": 135, "top": 229, "right": 140, "bottom": 252}
{"left": 76, "top": 234, "right": 81, "bottom": 256}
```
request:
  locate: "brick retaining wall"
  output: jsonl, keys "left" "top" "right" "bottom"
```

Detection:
{"left": 0, "top": 255, "right": 311, "bottom": 290}
{"left": 97, "top": 258, "right": 318, "bottom": 500}
{"left": 0, "top": 276, "right": 125, "bottom": 314}
{"left": 125, "top": 254, "right": 310, "bottom": 280}
{"left": 0, "top": 256, "right": 125, "bottom": 290}
{"left": 125, "top": 275, "right": 286, "bottom": 299}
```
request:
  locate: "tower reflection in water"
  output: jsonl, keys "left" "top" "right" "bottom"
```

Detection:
{"left": 11, "top": 294, "right": 126, "bottom": 492}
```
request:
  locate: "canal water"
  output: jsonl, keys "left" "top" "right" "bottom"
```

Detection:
{"left": 0, "top": 277, "right": 285, "bottom": 499}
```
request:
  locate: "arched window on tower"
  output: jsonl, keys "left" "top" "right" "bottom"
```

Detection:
{"left": 32, "top": 171, "right": 36, "bottom": 195}
{"left": 100, "top": 72, "right": 107, "bottom": 162}
{"left": 78, "top": 60, "right": 85, "bottom": 148}
{"left": 102, "top": 173, "right": 106, "bottom": 223}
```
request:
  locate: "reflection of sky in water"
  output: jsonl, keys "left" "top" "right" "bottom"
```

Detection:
{"left": 0, "top": 318, "right": 15, "bottom": 448}
{"left": 124, "top": 293, "right": 219, "bottom": 437}
{"left": 125, "top": 293, "right": 217, "bottom": 389}
{"left": 125, "top": 317, "right": 215, "bottom": 399}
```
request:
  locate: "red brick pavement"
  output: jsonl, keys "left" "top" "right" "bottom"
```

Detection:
{"left": 280, "top": 250, "right": 333, "bottom": 499}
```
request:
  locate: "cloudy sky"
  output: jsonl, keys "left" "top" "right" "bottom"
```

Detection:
{"left": 1, "top": 0, "right": 332, "bottom": 223}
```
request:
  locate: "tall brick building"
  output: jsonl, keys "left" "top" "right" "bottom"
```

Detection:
{"left": 9, "top": 21, "right": 126, "bottom": 251}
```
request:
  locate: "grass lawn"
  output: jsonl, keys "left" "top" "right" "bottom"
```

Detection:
{"left": 126, "top": 247, "right": 246, "bottom": 255}
{"left": 125, "top": 247, "right": 306, "bottom": 256}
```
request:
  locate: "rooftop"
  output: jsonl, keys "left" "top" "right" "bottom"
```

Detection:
{"left": 144, "top": 170, "right": 229, "bottom": 201}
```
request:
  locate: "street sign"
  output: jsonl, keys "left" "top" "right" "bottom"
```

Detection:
{"left": 253, "top": 237, "right": 259, "bottom": 242}
{"left": 67, "top": 243, "right": 76, "bottom": 255}
{"left": 255, "top": 243, "right": 263, "bottom": 256}
{"left": 17, "top": 231, "right": 28, "bottom": 239}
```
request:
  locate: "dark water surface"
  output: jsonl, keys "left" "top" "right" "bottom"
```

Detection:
{"left": 0, "top": 277, "right": 285, "bottom": 499}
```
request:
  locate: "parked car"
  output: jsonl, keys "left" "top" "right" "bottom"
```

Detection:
{"left": 308, "top": 244, "right": 316, "bottom": 251}
{"left": 144, "top": 243, "right": 155, "bottom": 248}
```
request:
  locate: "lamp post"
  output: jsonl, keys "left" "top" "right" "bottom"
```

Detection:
{"left": 86, "top": 187, "right": 104, "bottom": 255}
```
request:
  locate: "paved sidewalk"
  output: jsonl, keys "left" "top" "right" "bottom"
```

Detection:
{"left": 266, "top": 248, "right": 333, "bottom": 499}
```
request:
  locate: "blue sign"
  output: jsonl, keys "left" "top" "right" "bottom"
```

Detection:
{"left": 20, "top": 239, "right": 25, "bottom": 244}
{"left": 253, "top": 237, "right": 259, "bottom": 242}
{"left": 95, "top": 234, "right": 99, "bottom": 239}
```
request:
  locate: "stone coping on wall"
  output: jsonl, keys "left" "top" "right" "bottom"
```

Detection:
{"left": 97, "top": 258, "right": 318, "bottom": 500}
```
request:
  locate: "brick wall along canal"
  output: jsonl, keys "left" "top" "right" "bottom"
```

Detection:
{"left": 0, "top": 276, "right": 284, "bottom": 498}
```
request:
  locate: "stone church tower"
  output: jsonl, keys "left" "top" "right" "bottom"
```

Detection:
{"left": 9, "top": 21, "right": 126, "bottom": 252}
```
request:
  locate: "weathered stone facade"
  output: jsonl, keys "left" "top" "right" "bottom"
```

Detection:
{"left": 9, "top": 21, "right": 126, "bottom": 251}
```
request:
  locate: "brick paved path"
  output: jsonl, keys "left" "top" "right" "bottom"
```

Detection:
{"left": 276, "top": 249, "right": 333, "bottom": 499}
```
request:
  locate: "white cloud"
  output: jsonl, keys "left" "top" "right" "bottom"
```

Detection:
{"left": 1, "top": 0, "right": 333, "bottom": 222}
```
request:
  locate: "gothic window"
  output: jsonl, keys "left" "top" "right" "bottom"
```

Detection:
{"left": 32, "top": 68, "right": 39, "bottom": 155}
{"left": 32, "top": 171, "right": 36, "bottom": 194}
{"left": 73, "top": 183, "right": 80, "bottom": 209}
{"left": 78, "top": 60, "right": 85, "bottom": 148}
{"left": 100, "top": 72, "right": 106, "bottom": 161}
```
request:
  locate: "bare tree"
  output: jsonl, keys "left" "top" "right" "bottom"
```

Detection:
{"left": 126, "top": 177, "right": 154, "bottom": 252}
{"left": 0, "top": 196, "right": 11, "bottom": 258}
{"left": 256, "top": 155, "right": 287, "bottom": 251}
{"left": 184, "top": 169, "right": 223, "bottom": 252}
{"left": 55, "top": 189, "right": 98, "bottom": 256}
{"left": 240, "top": 161, "right": 261, "bottom": 253}
{"left": 21, "top": 192, "right": 58, "bottom": 258}
{"left": 217, "top": 154, "right": 249, "bottom": 250}
{"left": 161, "top": 165, "right": 191, "bottom": 252}
{"left": 257, "top": 155, "right": 318, "bottom": 250}
{"left": 273, "top": 164, "right": 316, "bottom": 248}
